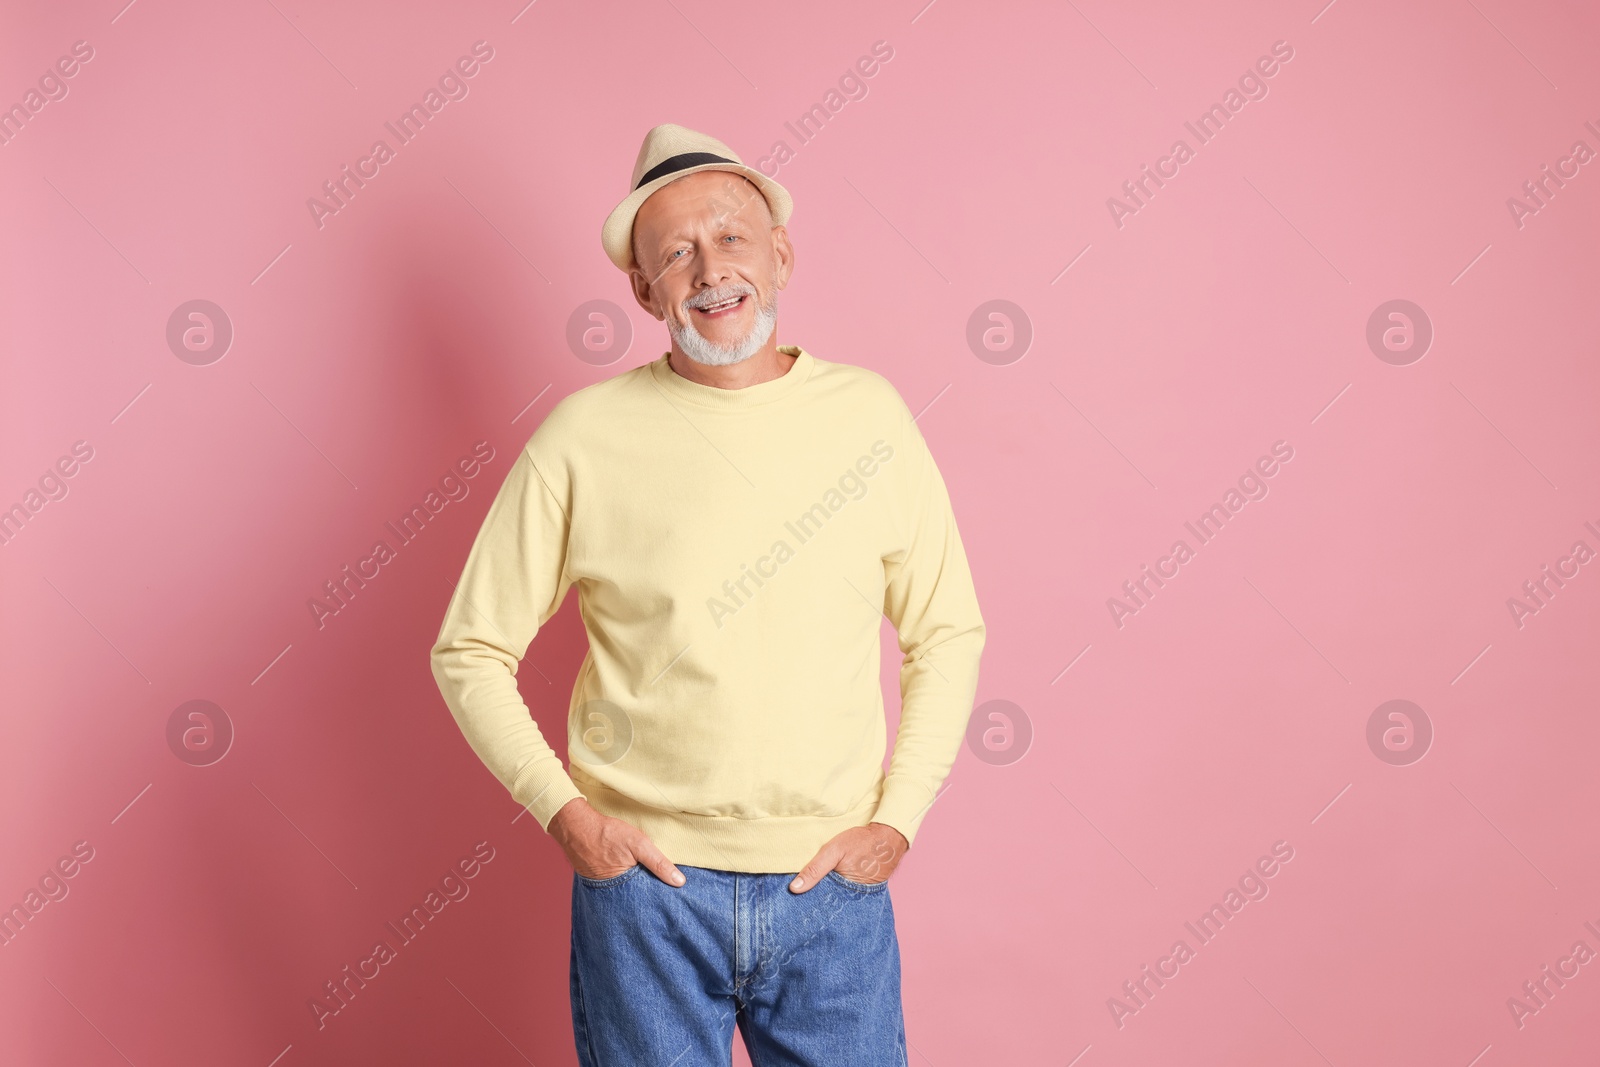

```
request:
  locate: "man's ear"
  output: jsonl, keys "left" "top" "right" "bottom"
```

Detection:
{"left": 629, "top": 267, "right": 665, "bottom": 321}
{"left": 769, "top": 224, "right": 795, "bottom": 291}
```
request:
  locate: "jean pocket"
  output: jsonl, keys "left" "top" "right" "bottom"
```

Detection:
{"left": 825, "top": 870, "right": 889, "bottom": 893}
{"left": 575, "top": 864, "right": 644, "bottom": 889}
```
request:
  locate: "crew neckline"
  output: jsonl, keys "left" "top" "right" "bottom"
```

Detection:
{"left": 648, "top": 345, "right": 814, "bottom": 409}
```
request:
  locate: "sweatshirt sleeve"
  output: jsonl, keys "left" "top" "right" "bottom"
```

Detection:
{"left": 429, "top": 441, "right": 586, "bottom": 831}
{"left": 871, "top": 400, "right": 987, "bottom": 847}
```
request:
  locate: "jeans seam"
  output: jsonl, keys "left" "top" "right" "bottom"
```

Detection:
{"left": 825, "top": 869, "right": 889, "bottom": 894}
{"left": 732, "top": 873, "right": 748, "bottom": 995}
{"left": 575, "top": 864, "right": 644, "bottom": 890}
{"left": 571, "top": 932, "right": 603, "bottom": 1067}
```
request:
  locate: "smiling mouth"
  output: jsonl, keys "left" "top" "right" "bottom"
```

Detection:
{"left": 693, "top": 294, "right": 747, "bottom": 317}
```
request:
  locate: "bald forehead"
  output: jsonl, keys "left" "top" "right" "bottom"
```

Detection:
{"left": 632, "top": 170, "right": 773, "bottom": 267}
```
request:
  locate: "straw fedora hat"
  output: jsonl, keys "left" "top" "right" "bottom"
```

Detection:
{"left": 601, "top": 123, "right": 793, "bottom": 272}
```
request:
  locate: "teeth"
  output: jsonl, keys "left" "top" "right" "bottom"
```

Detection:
{"left": 700, "top": 296, "right": 742, "bottom": 312}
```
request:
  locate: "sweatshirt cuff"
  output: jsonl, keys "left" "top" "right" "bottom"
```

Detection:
{"left": 512, "top": 761, "right": 586, "bottom": 832}
{"left": 870, "top": 776, "right": 942, "bottom": 849}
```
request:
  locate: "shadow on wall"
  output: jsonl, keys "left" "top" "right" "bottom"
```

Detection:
{"left": 30, "top": 214, "right": 597, "bottom": 1063}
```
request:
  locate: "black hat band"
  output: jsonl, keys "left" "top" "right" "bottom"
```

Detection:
{"left": 634, "top": 152, "right": 740, "bottom": 190}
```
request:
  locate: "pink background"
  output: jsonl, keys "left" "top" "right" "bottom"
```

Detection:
{"left": 4, "top": 0, "right": 1599, "bottom": 1063}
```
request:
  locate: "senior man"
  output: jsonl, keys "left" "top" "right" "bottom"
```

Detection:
{"left": 430, "top": 123, "right": 985, "bottom": 1066}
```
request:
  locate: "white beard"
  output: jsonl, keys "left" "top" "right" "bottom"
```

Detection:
{"left": 669, "top": 289, "right": 779, "bottom": 367}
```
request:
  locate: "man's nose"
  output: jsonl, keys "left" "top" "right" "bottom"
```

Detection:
{"left": 692, "top": 241, "right": 734, "bottom": 288}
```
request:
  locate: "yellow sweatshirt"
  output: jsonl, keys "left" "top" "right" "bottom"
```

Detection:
{"left": 429, "top": 345, "right": 985, "bottom": 872}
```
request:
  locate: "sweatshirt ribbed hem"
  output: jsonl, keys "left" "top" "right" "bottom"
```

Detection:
{"left": 573, "top": 770, "right": 884, "bottom": 874}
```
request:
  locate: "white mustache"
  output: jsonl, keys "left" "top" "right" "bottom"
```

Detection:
{"left": 683, "top": 285, "right": 755, "bottom": 312}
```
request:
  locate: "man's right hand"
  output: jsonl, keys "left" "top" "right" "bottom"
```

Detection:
{"left": 547, "top": 798, "right": 686, "bottom": 887}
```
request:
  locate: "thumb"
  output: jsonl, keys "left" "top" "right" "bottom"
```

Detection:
{"left": 789, "top": 842, "right": 840, "bottom": 894}
{"left": 628, "top": 832, "right": 686, "bottom": 887}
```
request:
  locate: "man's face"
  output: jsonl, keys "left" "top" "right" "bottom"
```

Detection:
{"left": 629, "top": 170, "right": 794, "bottom": 365}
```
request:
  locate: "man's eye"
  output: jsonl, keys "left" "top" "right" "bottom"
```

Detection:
{"left": 670, "top": 249, "right": 688, "bottom": 259}
{"left": 723, "top": 235, "right": 739, "bottom": 243}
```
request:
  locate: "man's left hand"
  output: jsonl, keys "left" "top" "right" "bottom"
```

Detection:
{"left": 789, "top": 822, "right": 909, "bottom": 893}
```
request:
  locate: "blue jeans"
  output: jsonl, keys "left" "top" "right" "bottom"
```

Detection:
{"left": 570, "top": 863, "right": 908, "bottom": 1066}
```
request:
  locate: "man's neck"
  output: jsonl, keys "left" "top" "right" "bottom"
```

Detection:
{"left": 667, "top": 340, "right": 795, "bottom": 390}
